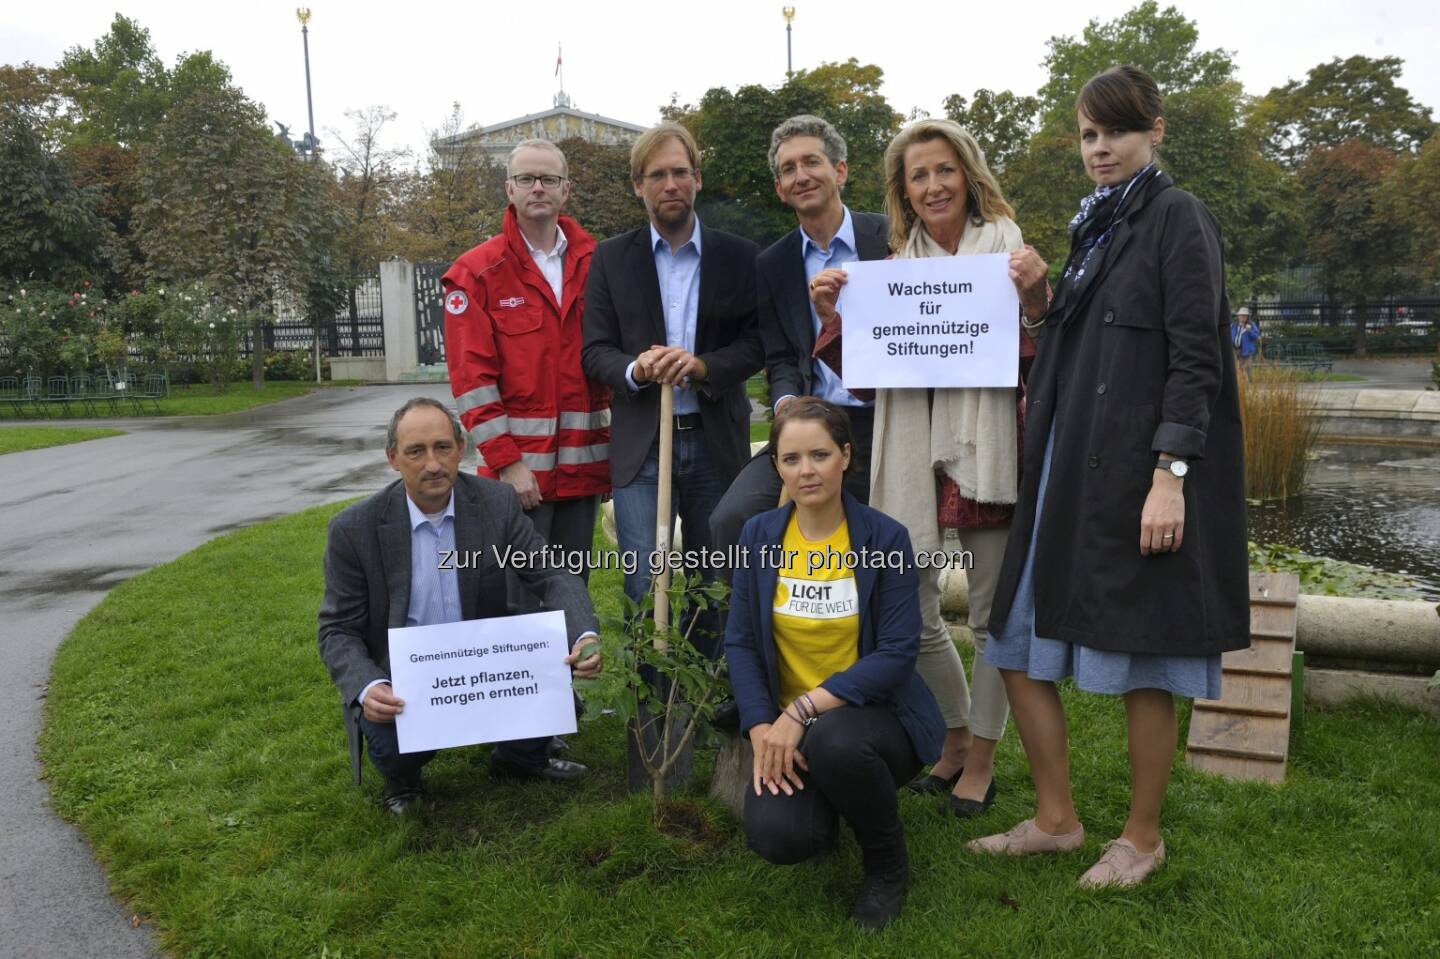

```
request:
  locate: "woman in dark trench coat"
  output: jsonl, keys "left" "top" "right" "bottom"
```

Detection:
{"left": 965, "top": 65, "right": 1250, "bottom": 887}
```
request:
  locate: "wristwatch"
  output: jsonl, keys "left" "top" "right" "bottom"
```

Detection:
{"left": 1156, "top": 456, "right": 1189, "bottom": 478}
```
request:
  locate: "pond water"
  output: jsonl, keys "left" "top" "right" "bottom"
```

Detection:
{"left": 1246, "top": 443, "right": 1440, "bottom": 601}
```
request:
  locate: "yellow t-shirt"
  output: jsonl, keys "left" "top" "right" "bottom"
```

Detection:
{"left": 772, "top": 512, "right": 860, "bottom": 707}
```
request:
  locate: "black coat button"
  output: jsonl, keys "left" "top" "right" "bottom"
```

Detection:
{"left": 1088, "top": 455, "right": 1100, "bottom": 468}
{"left": 1104, "top": 310, "right": 1115, "bottom": 324}
{"left": 1096, "top": 383, "right": 1107, "bottom": 395}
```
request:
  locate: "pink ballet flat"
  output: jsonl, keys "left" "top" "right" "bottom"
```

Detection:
{"left": 966, "top": 818, "right": 1085, "bottom": 856}
{"left": 1078, "top": 838, "right": 1166, "bottom": 888}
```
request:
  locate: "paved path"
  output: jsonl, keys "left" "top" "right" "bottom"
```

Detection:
{"left": 1316, "top": 356, "right": 1434, "bottom": 389}
{"left": 0, "top": 384, "right": 453, "bottom": 959}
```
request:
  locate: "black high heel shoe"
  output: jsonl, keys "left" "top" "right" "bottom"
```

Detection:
{"left": 947, "top": 778, "right": 998, "bottom": 818}
{"left": 906, "top": 766, "right": 962, "bottom": 795}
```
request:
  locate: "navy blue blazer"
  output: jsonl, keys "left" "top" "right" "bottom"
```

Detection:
{"left": 723, "top": 491, "right": 944, "bottom": 764}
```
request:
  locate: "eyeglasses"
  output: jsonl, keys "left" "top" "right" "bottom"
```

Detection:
{"left": 641, "top": 167, "right": 696, "bottom": 185}
{"left": 509, "top": 173, "right": 566, "bottom": 189}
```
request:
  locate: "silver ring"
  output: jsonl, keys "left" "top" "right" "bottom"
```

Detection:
{"left": 1162, "top": 533, "right": 1174, "bottom": 540}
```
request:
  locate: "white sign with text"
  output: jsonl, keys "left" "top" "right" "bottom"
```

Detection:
{"left": 836, "top": 253, "right": 1019, "bottom": 388}
{"left": 389, "top": 610, "right": 576, "bottom": 754}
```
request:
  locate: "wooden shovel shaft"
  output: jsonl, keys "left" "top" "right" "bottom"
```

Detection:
{"left": 653, "top": 386, "right": 674, "bottom": 643}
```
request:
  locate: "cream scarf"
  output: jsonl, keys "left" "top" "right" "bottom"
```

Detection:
{"left": 869, "top": 215, "right": 1023, "bottom": 552}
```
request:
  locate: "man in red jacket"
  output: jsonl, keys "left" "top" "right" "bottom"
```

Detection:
{"left": 443, "top": 139, "right": 610, "bottom": 579}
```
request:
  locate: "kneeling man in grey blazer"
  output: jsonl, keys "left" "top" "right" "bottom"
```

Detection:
{"left": 318, "top": 397, "right": 603, "bottom": 813}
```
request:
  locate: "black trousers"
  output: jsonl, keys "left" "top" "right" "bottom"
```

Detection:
{"left": 358, "top": 715, "right": 553, "bottom": 789}
{"left": 525, "top": 495, "right": 599, "bottom": 584}
{"left": 709, "top": 405, "right": 874, "bottom": 586}
{"left": 744, "top": 705, "right": 919, "bottom": 871}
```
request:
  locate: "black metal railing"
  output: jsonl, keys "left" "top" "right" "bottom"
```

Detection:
{"left": 1243, "top": 299, "right": 1440, "bottom": 353}
{"left": 239, "top": 275, "right": 385, "bottom": 359}
{"left": 414, "top": 262, "right": 448, "bottom": 366}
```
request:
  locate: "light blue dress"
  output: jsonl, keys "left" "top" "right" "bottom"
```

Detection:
{"left": 984, "top": 428, "right": 1223, "bottom": 699}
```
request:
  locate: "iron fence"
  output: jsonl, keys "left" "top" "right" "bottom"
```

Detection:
{"left": 1244, "top": 299, "right": 1440, "bottom": 353}
{"left": 239, "top": 275, "right": 386, "bottom": 358}
{"left": 415, "top": 262, "right": 448, "bottom": 365}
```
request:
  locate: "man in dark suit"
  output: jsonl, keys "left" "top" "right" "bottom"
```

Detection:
{"left": 582, "top": 122, "right": 762, "bottom": 653}
{"left": 318, "top": 398, "right": 602, "bottom": 814}
{"left": 709, "top": 115, "right": 890, "bottom": 564}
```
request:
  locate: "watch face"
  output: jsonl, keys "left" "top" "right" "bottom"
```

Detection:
{"left": 1170, "top": 460, "right": 1189, "bottom": 478}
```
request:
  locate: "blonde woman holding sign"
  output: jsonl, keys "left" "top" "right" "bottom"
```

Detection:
{"left": 808, "top": 119, "right": 1049, "bottom": 819}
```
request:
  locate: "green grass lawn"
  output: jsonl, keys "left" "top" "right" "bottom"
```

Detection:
{"left": 0, "top": 425, "right": 123, "bottom": 454}
{"left": 0, "top": 380, "right": 359, "bottom": 420}
{"left": 40, "top": 504, "right": 1440, "bottom": 957}
{"left": 1251, "top": 367, "right": 1366, "bottom": 383}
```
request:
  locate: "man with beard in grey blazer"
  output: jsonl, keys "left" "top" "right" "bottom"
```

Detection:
{"left": 318, "top": 397, "right": 603, "bottom": 814}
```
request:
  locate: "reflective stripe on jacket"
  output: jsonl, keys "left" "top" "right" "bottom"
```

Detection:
{"left": 443, "top": 207, "right": 610, "bottom": 500}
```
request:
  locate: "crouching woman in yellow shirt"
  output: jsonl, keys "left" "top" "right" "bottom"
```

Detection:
{"left": 724, "top": 397, "right": 945, "bottom": 932}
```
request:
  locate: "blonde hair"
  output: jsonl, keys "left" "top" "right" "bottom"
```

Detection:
{"left": 629, "top": 122, "right": 701, "bottom": 182}
{"left": 507, "top": 138, "right": 568, "bottom": 178}
{"left": 882, "top": 119, "right": 1014, "bottom": 252}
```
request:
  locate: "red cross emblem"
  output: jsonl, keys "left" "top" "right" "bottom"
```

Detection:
{"left": 444, "top": 290, "right": 469, "bottom": 315}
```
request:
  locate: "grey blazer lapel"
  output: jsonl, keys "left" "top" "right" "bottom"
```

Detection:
{"left": 453, "top": 479, "right": 485, "bottom": 621}
{"left": 378, "top": 486, "right": 412, "bottom": 629}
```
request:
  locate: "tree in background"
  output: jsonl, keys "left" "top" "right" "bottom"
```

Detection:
{"left": 37, "top": 17, "right": 241, "bottom": 291}
{"left": 56, "top": 14, "right": 170, "bottom": 149}
{"left": 1251, "top": 55, "right": 1436, "bottom": 168}
{"left": 328, "top": 106, "right": 408, "bottom": 354}
{"left": 1298, "top": 141, "right": 1409, "bottom": 354}
{"left": 0, "top": 64, "right": 68, "bottom": 147}
{"left": 995, "top": 2, "right": 1295, "bottom": 294}
{"left": 330, "top": 106, "right": 407, "bottom": 274}
{"left": 943, "top": 89, "right": 1041, "bottom": 175}
{"left": 1385, "top": 132, "right": 1440, "bottom": 285}
{"left": 558, "top": 137, "right": 647, "bottom": 241}
{"left": 0, "top": 103, "right": 114, "bottom": 287}
{"left": 135, "top": 85, "right": 343, "bottom": 386}
{"left": 392, "top": 103, "right": 505, "bottom": 263}
{"left": 674, "top": 59, "right": 900, "bottom": 247}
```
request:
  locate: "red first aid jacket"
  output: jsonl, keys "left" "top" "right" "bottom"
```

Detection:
{"left": 442, "top": 208, "right": 610, "bottom": 500}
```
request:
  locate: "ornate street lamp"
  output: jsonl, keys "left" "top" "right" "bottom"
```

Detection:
{"left": 296, "top": 8, "right": 318, "bottom": 161}
{"left": 782, "top": 7, "right": 796, "bottom": 78}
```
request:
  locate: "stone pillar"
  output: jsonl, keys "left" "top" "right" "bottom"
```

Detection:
{"left": 380, "top": 259, "right": 418, "bottom": 383}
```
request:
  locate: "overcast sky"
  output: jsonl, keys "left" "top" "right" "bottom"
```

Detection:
{"left": 4, "top": 0, "right": 1437, "bottom": 163}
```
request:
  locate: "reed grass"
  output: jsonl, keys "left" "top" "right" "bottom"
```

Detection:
{"left": 1239, "top": 368, "right": 1321, "bottom": 501}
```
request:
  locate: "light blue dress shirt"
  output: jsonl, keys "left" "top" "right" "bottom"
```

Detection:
{"left": 624, "top": 219, "right": 703, "bottom": 416}
{"left": 404, "top": 492, "right": 462, "bottom": 628}
{"left": 357, "top": 491, "right": 462, "bottom": 707}
{"left": 797, "top": 207, "right": 871, "bottom": 409}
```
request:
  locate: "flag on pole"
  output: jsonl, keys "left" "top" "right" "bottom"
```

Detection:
{"left": 555, "top": 45, "right": 562, "bottom": 77}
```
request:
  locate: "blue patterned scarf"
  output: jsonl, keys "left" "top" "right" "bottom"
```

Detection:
{"left": 1061, "top": 162, "right": 1158, "bottom": 284}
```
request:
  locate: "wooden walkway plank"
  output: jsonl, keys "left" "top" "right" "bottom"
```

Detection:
{"left": 1185, "top": 572, "right": 1301, "bottom": 782}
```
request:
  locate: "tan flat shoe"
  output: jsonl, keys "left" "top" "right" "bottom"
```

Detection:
{"left": 966, "top": 818, "right": 1085, "bottom": 856}
{"left": 1078, "top": 838, "right": 1166, "bottom": 888}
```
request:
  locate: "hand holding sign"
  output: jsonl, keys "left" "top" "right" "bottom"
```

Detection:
{"left": 1008, "top": 245, "right": 1050, "bottom": 321}
{"left": 836, "top": 253, "right": 1020, "bottom": 389}
{"left": 566, "top": 636, "right": 603, "bottom": 679}
{"left": 809, "top": 267, "right": 848, "bottom": 326}
{"left": 389, "top": 611, "right": 579, "bottom": 754}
